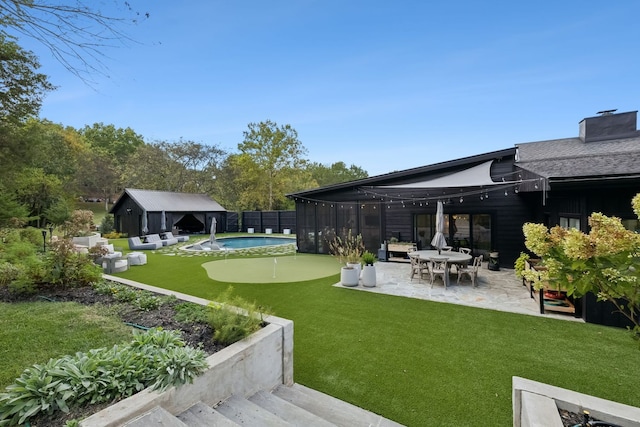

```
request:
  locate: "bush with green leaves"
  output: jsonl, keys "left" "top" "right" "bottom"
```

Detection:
{"left": 18, "top": 227, "right": 44, "bottom": 247}
{"left": 99, "top": 214, "right": 114, "bottom": 235}
{"left": 0, "top": 328, "right": 207, "bottom": 426}
{"left": 208, "top": 286, "right": 269, "bottom": 345}
{"left": 93, "top": 281, "right": 168, "bottom": 312}
{"left": 174, "top": 301, "right": 210, "bottom": 324}
{"left": 44, "top": 239, "right": 102, "bottom": 288}
{"left": 62, "top": 210, "right": 94, "bottom": 238}
{"left": 0, "top": 231, "right": 44, "bottom": 294}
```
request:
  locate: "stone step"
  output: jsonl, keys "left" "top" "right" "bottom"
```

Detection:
{"left": 249, "top": 389, "right": 337, "bottom": 427}
{"left": 177, "top": 401, "right": 240, "bottom": 427}
{"left": 273, "top": 383, "right": 405, "bottom": 427}
{"left": 215, "top": 394, "right": 295, "bottom": 426}
{"left": 124, "top": 406, "right": 188, "bottom": 427}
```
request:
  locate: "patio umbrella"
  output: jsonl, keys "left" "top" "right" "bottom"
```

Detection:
{"left": 141, "top": 210, "right": 148, "bottom": 235}
{"left": 209, "top": 217, "right": 217, "bottom": 243}
{"left": 431, "top": 200, "right": 447, "bottom": 253}
{"left": 160, "top": 210, "right": 167, "bottom": 232}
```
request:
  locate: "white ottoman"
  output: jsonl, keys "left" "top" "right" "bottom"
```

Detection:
{"left": 128, "top": 252, "right": 147, "bottom": 266}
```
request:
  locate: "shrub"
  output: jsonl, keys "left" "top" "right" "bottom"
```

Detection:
{"left": 2, "top": 241, "right": 38, "bottom": 263}
{"left": 100, "top": 215, "right": 115, "bottom": 235}
{"left": 44, "top": 239, "right": 102, "bottom": 288}
{"left": 62, "top": 210, "right": 94, "bottom": 238}
{"left": 207, "top": 286, "right": 269, "bottom": 346}
{"left": 93, "top": 281, "right": 169, "bottom": 312}
{"left": 174, "top": 302, "right": 209, "bottom": 324}
{"left": 0, "top": 262, "right": 22, "bottom": 287}
{"left": 18, "top": 227, "right": 44, "bottom": 247}
{"left": 102, "top": 231, "right": 123, "bottom": 239}
{"left": 514, "top": 252, "right": 530, "bottom": 279}
{"left": 523, "top": 194, "right": 640, "bottom": 341}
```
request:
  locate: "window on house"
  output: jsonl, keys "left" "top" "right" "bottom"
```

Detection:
{"left": 621, "top": 219, "right": 640, "bottom": 233}
{"left": 559, "top": 217, "right": 580, "bottom": 230}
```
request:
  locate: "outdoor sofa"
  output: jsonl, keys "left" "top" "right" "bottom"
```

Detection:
{"left": 128, "top": 236, "right": 162, "bottom": 250}
{"left": 160, "top": 231, "right": 189, "bottom": 243}
{"left": 146, "top": 233, "right": 177, "bottom": 246}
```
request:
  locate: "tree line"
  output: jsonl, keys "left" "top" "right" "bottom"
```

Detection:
{"left": 0, "top": 2, "right": 368, "bottom": 228}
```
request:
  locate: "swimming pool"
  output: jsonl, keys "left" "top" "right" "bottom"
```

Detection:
{"left": 184, "top": 236, "right": 296, "bottom": 251}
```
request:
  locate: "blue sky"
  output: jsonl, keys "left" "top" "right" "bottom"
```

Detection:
{"left": 14, "top": 1, "right": 640, "bottom": 176}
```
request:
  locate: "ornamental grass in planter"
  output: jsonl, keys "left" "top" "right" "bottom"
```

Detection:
{"left": 328, "top": 229, "right": 365, "bottom": 286}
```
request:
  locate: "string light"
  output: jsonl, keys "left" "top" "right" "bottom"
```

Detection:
{"left": 290, "top": 176, "right": 540, "bottom": 207}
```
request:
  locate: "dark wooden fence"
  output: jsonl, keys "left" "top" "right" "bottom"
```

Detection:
{"left": 241, "top": 211, "right": 296, "bottom": 234}
{"left": 225, "top": 212, "right": 239, "bottom": 232}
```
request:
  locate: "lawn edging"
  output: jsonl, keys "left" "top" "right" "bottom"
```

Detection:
{"left": 80, "top": 275, "right": 293, "bottom": 427}
{"left": 513, "top": 376, "right": 640, "bottom": 427}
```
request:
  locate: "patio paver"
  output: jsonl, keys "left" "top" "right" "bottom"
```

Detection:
{"left": 336, "top": 261, "right": 584, "bottom": 322}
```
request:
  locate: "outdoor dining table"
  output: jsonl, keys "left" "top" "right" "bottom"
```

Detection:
{"left": 412, "top": 250, "right": 472, "bottom": 287}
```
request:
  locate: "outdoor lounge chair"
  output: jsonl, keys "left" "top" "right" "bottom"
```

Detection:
{"left": 100, "top": 244, "right": 128, "bottom": 274}
{"left": 160, "top": 231, "right": 188, "bottom": 243}
{"left": 128, "top": 236, "right": 162, "bottom": 250}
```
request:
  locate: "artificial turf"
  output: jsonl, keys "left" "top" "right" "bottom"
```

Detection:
{"left": 114, "top": 245, "right": 640, "bottom": 426}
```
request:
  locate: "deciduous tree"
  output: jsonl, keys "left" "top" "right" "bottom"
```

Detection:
{"left": 238, "top": 121, "right": 308, "bottom": 210}
{"left": 306, "top": 161, "right": 368, "bottom": 187}
{"left": 0, "top": 33, "right": 53, "bottom": 124}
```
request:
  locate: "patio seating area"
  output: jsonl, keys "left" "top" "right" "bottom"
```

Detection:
{"left": 338, "top": 260, "right": 584, "bottom": 321}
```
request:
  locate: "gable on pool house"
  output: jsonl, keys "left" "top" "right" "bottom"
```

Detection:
{"left": 287, "top": 109, "right": 640, "bottom": 271}
{"left": 110, "top": 189, "right": 227, "bottom": 237}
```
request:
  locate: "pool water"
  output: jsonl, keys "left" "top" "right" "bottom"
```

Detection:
{"left": 185, "top": 236, "right": 295, "bottom": 251}
{"left": 215, "top": 236, "right": 294, "bottom": 249}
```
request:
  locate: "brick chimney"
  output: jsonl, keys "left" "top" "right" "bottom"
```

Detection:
{"left": 579, "top": 110, "right": 638, "bottom": 142}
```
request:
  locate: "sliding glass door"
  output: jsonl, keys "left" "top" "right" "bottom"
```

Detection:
{"left": 414, "top": 213, "right": 491, "bottom": 257}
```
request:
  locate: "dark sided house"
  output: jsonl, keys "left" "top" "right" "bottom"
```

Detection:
{"left": 110, "top": 189, "right": 227, "bottom": 237}
{"left": 288, "top": 110, "right": 640, "bottom": 327}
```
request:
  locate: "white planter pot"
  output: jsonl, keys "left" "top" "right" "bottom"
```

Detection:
{"left": 362, "top": 265, "right": 376, "bottom": 287}
{"left": 72, "top": 232, "right": 104, "bottom": 248}
{"left": 340, "top": 267, "right": 359, "bottom": 287}
{"left": 346, "top": 262, "right": 361, "bottom": 277}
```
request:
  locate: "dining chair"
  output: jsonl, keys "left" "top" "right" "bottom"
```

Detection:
{"left": 429, "top": 258, "right": 449, "bottom": 288}
{"left": 457, "top": 255, "right": 483, "bottom": 287}
{"left": 410, "top": 255, "right": 428, "bottom": 282}
{"left": 442, "top": 246, "right": 453, "bottom": 252}
{"left": 450, "top": 247, "right": 471, "bottom": 273}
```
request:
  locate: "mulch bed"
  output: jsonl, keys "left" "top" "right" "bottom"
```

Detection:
{"left": 0, "top": 283, "right": 227, "bottom": 426}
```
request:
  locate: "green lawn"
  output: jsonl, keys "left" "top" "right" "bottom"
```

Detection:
{"left": 0, "top": 302, "right": 133, "bottom": 388}
{"left": 112, "top": 247, "right": 640, "bottom": 426}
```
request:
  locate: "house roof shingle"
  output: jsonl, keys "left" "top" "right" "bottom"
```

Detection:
{"left": 516, "top": 134, "right": 640, "bottom": 179}
{"left": 119, "top": 189, "right": 226, "bottom": 212}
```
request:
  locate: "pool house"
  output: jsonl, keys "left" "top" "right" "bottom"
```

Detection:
{"left": 111, "top": 188, "right": 227, "bottom": 237}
